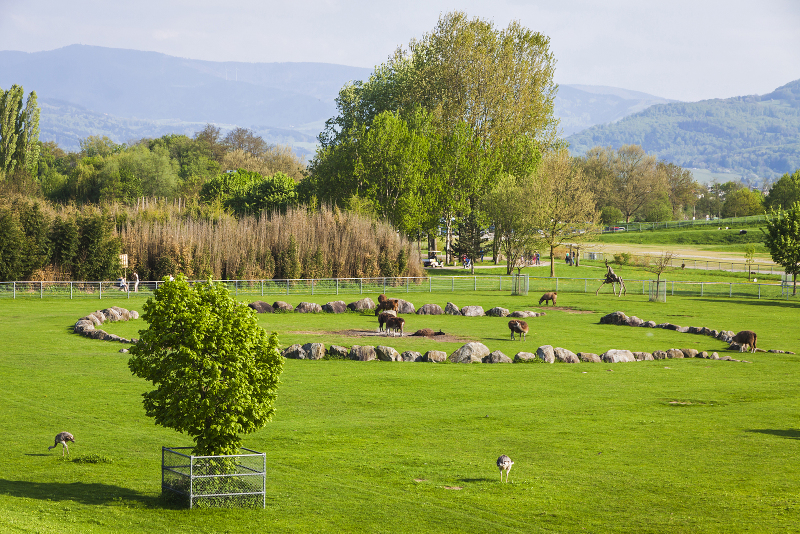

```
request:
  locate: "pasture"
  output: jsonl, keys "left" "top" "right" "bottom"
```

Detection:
{"left": 1, "top": 287, "right": 799, "bottom": 533}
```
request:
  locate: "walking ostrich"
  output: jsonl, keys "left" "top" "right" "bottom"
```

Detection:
{"left": 497, "top": 454, "right": 514, "bottom": 482}
{"left": 48, "top": 431, "right": 74, "bottom": 457}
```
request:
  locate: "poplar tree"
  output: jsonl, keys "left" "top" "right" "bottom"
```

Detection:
{"left": 0, "top": 85, "right": 40, "bottom": 179}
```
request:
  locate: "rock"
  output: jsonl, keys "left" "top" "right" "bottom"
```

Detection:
{"left": 666, "top": 349, "right": 685, "bottom": 359}
{"left": 129, "top": 310, "right": 139, "bottom": 320}
{"left": 642, "top": 320, "right": 657, "bottom": 328}
{"left": 375, "top": 345, "right": 401, "bottom": 362}
{"left": 101, "top": 307, "right": 122, "bottom": 322}
{"left": 272, "top": 301, "right": 293, "bottom": 312}
{"left": 444, "top": 302, "right": 461, "bottom": 315}
{"left": 483, "top": 350, "right": 512, "bottom": 363}
{"left": 663, "top": 323, "right": 681, "bottom": 331}
{"left": 302, "top": 343, "right": 326, "bottom": 360}
{"left": 633, "top": 352, "right": 654, "bottom": 361}
{"left": 681, "top": 348, "right": 699, "bottom": 359}
{"left": 698, "top": 327, "right": 713, "bottom": 336}
{"left": 86, "top": 312, "right": 103, "bottom": 326}
{"left": 601, "top": 349, "right": 635, "bottom": 363}
{"left": 248, "top": 301, "right": 274, "bottom": 313}
{"left": 111, "top": 306, "right": 131, "bottom": 320}
{"left": 74, "top": 319, "right": 94, "bottom": 333}
{"left": 553, "top": 347, "right": 579, "bottom": 363}
{"left": 626, "top": 316, "right": 644, "bottom": 327}
{"left": 396, "top": 299, "right": 416, "bottom": 314}
{"left": 675, "top": 326, "right": 690, "bottom": 333}
{"left": 282, "top": 344, "right": 306, "bottom": 359}
{"left": 449, "top": 342, "right": 490, "bottom": 363}
{"left": 295, "top": 302, "right": 323, "bottom": 313}
{"left": 416, "top": 303, "right": 443, "bottom": 315}
{"left": 537, "top": 345, "right": 555, "bottom": 364}
{"left": 347, "top": 297, "right": 376, "bottom": 312}
{"left": 513, "top": 352, "right": 538, "bottom": 363}
{"left": 411, "top": 328, "right": 436, "bottom": 337}
{"left": 349, "top": 345, "right": 377, "bottom": 362}
{"left": 460, "top": 305, "right": 485, "bottom": 317}
{"left": 401, "top": 351, "right": 423, "bottom": 362}
{"left": 578, "top": 352, "right": 601, "bottom": 363}
{"left": 119, "top": 348, "right": 129, "bottom": 354}
{"left": 655, "top": 323, "right": 670, "bottom": 329}
{"left": 322, "top": 301, "right": 347, "bottom": 314}
{"left": 326, "top": 345, "right": 350, "bottom": 359}
{"left": 699, "top": 351, "right": 710, "bottom": 358}
{"left": 509, "top": 310, "right": 543, "bottom": 318}
{"left": 423, "top": 350, "right": 448, "bottom": 363}
{"left": 687, "top": 326, "right": 701, "bottom": 334}
{"left": 710, "top": 352, "right": 720, "bottom": 359}
{"left": 486, "top": 307, "right": 509, "bottom": 317}
{"left": 652, "top": 350, "right": 668, "bottom": 360}
{"left": 599, "top": 311, "right": 629, "bottom": 325}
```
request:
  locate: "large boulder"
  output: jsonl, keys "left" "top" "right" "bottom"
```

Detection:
{"left": 449, "top": 342, "right": 490, "bottom": 363}
{"left": 553, "top": 347, "right": 580, "bottom": 363}
{"left": 423, "top": 350, "right": 448, "bottom": 363}
{"left": 642, "top": 320, "right": 657, "bottom": 328}
{"left": 302, "top": 343, "right": 326, "bottom": 360}
{"left": 601, "top": 349, "right": 635, "bottom": 363}
{"left": 486, "top": 307, "right": 509, "bottom": 317}
{"left": 295, "top": 302, "right": 323, "bottom": 313}
{"left": 444, "top": 302, "right": 461, "bottom": 315}
{"left": 537, "top": 345, "right": 556, "bottom": 363}
{"left": 652, "top": 350, "right": 668, "bottom": 360}
{"left": 460, "top": 305, "right": 485, "bottom": 317}
{"left": 248, "top": 301, "right": 274, "bottom": 313}
{"left": 273, "top": 301, "right": 293, "bottom": 312}
{"left": 401, "top": 350, "right": 423, "bottom": 362}
{"left": 626, "top": 316, "right": 644, "bottom": 327}
{"left": 681, "top": 348, "right": 699, "bottom": 359}
{"left": 282, "top": 344, "right": 306, "bottom": 359}
{"left": 347, "top": 298, "right": 375, "bottom": 312}
{"left": 483, "top": 350, "right": 512, "bottom": 363}
{"left": 633, "top": 352, "right": 654, "bottom": 361}
{"left": 396, "top": 299, "right": 416, "bottom": 314}
{"left": 666, "top": 348, "right": 685, "bottom": 359}
{"left": 509, "top": 310, "right": 544, "bottom": 318}
{"left": 417, "top": 303, "right": 444, "bottom": 315}
{"left": 578, "top": 352, "right": 601, "bottom": 363}
{"left": 101, "top": 307, "right": 122, "bottom": 322}
{"left": 322, "top": 301, "right": 347, "bottom": 314}
{"left": 326, "top": 345, "right": 350, "bottom": 359}
{"left": 349, "top": 345, "right": 377, "bottom": 362}
{"left": 375, "top": 345, "right": 402, "bottom": 362}
{"left": 599, "top": 311, "right": 629, "bottom": 325}
{"left": 513, "top": 351, "right": 537, "bottom": 363}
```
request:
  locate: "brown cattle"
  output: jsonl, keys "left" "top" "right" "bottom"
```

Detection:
{"left": 377, "top": 311, "right": 396, "bottom": 332}
{"left": 385, "top": 316, "right": 405, "bottom": 337}
{"left": 731, "top": 330, "right": 757, "bottom": 352}
{"left": 508, "top": 319, "right": 529, "bottom": 341}
{"left": 375, "top": 294, "right": 400, "bottom": 315}
{"left": 539, "top": 291, "right": 557, "bottom": 306}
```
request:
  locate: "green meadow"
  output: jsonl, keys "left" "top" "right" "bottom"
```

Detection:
{"left": 1, "top": 285, "right": 799, "bottom": 533}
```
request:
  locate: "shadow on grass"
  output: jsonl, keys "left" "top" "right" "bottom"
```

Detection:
{"left": 746, "top": 429, "right": 800, "bottom": 440}
{"left": 692, "top": 298, "right": 800, "bottom": 310}
{"left": 459, "top": 477, "right": 496, "bottom": 483}
{"left": 0, "top": 478, "right": 177, "bottom": 508}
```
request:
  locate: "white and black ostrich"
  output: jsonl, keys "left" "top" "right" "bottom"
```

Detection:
{"left": 497, "top": 454, "right": 513, "bottom": 482}
{"left": 48, "top": 431, "right": 75, "bottom": 457}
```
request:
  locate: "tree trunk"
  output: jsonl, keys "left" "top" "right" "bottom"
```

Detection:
{"left": 445, "top": 218, "right": 453, "bottom": 265}
{"left": 550, "top": 244, "right": 556, "bottom": 277}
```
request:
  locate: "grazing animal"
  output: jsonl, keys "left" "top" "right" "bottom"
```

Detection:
{"left": 377, "top": 311, "right": 396, "bottom": 332}
{"left": 539, "top": 291, "right": 557, "bottom": 306}
{"left": 385, "top": 316, "right": 405, "bottom": 336}
{"left": 731, "top": 330, "right": 757, "bottom": 352}
{"left": 49, "top": 431, "right": 75, "bottom": 457}
{"left": 497, "top": 455, "right": 513, "bottom": 482}
{"left": 375, "top": 294, "right": 400, "bottom": 316}
{"left": 508, "top": 319, "right": 529, "bottom": 341}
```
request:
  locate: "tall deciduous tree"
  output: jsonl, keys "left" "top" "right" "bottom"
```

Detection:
{"left": 762, "top": 202, "right": 800, "bottom": 295}
{"left": 128, "top": 275, "right": 283, "bottom": 456}
{"left": 659, "top": 161, "right": 699, "bottom": 218}
{"left": 765, "top": 169, "right": 800, "bottom": 211}
{"left": 0, "top": 85, "right": 40, "bottom": 179}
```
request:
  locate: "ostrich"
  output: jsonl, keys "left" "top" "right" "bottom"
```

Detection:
{"left": 48, "top": 431, "right": 75, "bottom": 457}
{"left": 497, "top": 454, "right": 513, "bottom": 482}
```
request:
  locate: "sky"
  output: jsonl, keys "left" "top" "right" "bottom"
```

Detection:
{"left": 2, "top": 0, "right": 799, "bottom": 102}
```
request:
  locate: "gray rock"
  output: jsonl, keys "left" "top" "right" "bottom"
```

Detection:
{"left": 302, "top": 343, "right": 326, "bottom": 360}
{"left": 401, "top": 350, "right": 423, "bottom": 362}
{"left": 449, "top": 342, "right": 490, "bottom": 363}
{"left": 699, "top": 351, "right": 710, "bottom": 358}
{"left": 601, "top": 349, "right": 635, "bottom": 363}
{"left": 537, "top": 345, "right": 555, "bottom": 364}
{"left": 74, "top": 319, "right": 94, "bottom": 333}
{"left": 509, "top": 310, "right": 543, "bottom": 318}
{"left": 681, "top": 348, "right": 699, "bottom": 359}
{"left": 423, "top": 350, "right": 448, "bottom": 363}
{"left": 416, "top": 303, "right": 443, "bottom": 315}
{"left": 666, "top": 349, "right": 685, "bottom": 359}
{"left": 119, "top": 348, "right": 129, "bottom": 353}
{"left": 553, "top": 347, "right": 580, "bottom": 363}
{"left": 129, "top": 310, "right": 139, "bottom": 320}
{"left": 687, "top": 326, "right": 701, "bottom": 334}
{"left": 101, "top": 307, "right": 122, "bottom": 322}
{"left": 347, "top": 297, "right": 376, "bottom": 312}
{"left": 396, "top": 299, "right": 416, "bottom": 314}
{"left": 663, "top": 323, "right": 681, "bottom": 331}
{"left": 483, "top": 350, "right": 512, "bottom": 363}
{"left": 655, "top": 323, "right": 670, "bottom": 329}
{"left": 295, "top": 302, "right": 323, "bottom": 313}
{"left": 349, "top": 345, "right": 377, "bottom": 362}
{"left": 326, "top": 345, "right": 350, "bottom": 359}
{"left": 248, "top": 301, "right": 274, "bottom": 313}
{"left": 599, "top": 311, "right": 629, "bottom": 325}
{"left": 444, "top": 302, "right": 461, "bottom": 315}
{"left": 578, "top": 352, "right": 601, "bottom": 363}
{"left": 633, "top": 352, "right": 654, "bottom": 361}
{"left": 272, "top": 301, "right": 293, "bottom": 312}
{"left": 626, "top": 316, "right": 644, "bottom": 327}
{"left": 486, "top": 307, "right": 509, "bottom": 317}
{"left": 642, "top": 320, "right": 657, "bottom": 328}
{"left": 375, "top": 345, "right": 401, "bottom": 362}
{"left": 675, "top": 326, "right": 690, "bottom": 333}
{"left": 513, "top": 351, "right": 538, "bottom": 363}
{"left": 652, "top": 350, "right": 668, "bottom": 360}
{"left": 698, "top": 327, "right": 713, "bottom": 336}
{"left": 460, "top": 305, "right": 485, "bottom": 317}
{"left": 710, "top": 352, "right": 720, "bottom": 360}
{"left": 322, "top": 301, "right": 347, "bottom": 314}
{"left": 282, "top": 344, "right": 306, "bottom": 359}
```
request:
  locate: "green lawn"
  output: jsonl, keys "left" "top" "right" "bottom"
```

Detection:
{"left": 1, "top": 289, "right": 799, "bottom": 533}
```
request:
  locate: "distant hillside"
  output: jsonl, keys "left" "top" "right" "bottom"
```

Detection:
{"left": 567, "top": 79, "right": 800, "bottom": 182}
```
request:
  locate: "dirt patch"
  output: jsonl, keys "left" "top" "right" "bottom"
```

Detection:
{"left": 287, "top": 329, "right": 470, "bottom": 344}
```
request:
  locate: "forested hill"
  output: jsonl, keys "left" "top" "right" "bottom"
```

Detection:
{"left": 566, "top": 79, "right": 800, "bottom": 183}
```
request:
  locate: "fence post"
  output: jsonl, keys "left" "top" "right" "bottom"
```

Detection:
{"left": 730, "top": 283, "right": 732, "bottom": 298}
{"left": 337, "top": 279, "right": 339, "bottom": 295}
{"left": 99, "top": 281, "right": 102, "bottom": 300}
{"left": 430, "top": 277, "right": 432, "bottom": 292}
{"left": 584, "top": 279, "right": 587, "bottom": 292}
{"left": 474, "top": 276, "right": 477, "bottom": 291}
{"left": 556, "top": 278, "right": 559, "bottom": 292}
{"left": 407, "top": 277, "right": 409, "bottom": 293}
{"left": 70, "top": 282, "right": 73, "bottom": 299}
{"left": 261, "top": 281, "right": 264, "bottom": 297}
{"left": 235, "top": 280, "right": 238, "bottom": 297}
{"left": 701, "top": 282, "right": 704, "bottom": 297}
{"left": 286, "top": 280, "right": 289, "bottom": 296}
{"left": 40, "top": 281, "right": 43, "bottom": 299}
{"left": 13, "top": 281, "right": 15, "bottom": 299}
{"left": 383, "top": 278, "right": 386, "bottom": 294}
{"left": 360, "top": 278, "right": 363, "bottom": 294}
{"left": 758, "top": 284, "right": 761, "bottom": 299}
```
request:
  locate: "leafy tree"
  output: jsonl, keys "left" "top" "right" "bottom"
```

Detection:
{"left": 200, "top": 169, "right": 298, "bottom": 216}
{"left": 659, "top": 161, "right": 698, "bottom": 218}
{"left": 744, "top": 244, "right": 756, "bottom": 280}
{"left": 600, "top": 205, "right": 623, "bottom": 226}
{"left": 80, "top": 135, "right": 123, "bottom": 158}
{"left": 450, "top": 207, "right": 488, "bottom": 274}
{"left": 638, "top": 192, "right": 673, "bottom": 222}
{"left": 49, "top": 216, "right": 80, "bottom": 275}
{"left": 194, "top": 124, "right": 227, "bottom": 163}
{"left": 1, "top": 85, "right": 40, "bottom": 179}
{"left": 762, "top": 202, "right": 800, "bottom": 295}
{"left": 765, "top": 169, "right": 800, "bottom": 211}
{"left": 222, "top": 127, "right": 269, "bottom": 158}
{"left": 643, "top": 251, "right": 677, "bottom": 302}
{"left": 722, "top": 187, "right": 763, "bottom": 218}
{"left": 75, "top": 212, "right": 121, "bottom": 281}
{"left": 0, "top": 207, "right": 25, "bottom": 281}
{"left": 128, "top": 275, "right": 283, "bottom": 456}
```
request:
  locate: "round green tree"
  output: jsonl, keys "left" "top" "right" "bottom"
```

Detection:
{"left": 128, "top": 275, "right": 283, "bottom": 455}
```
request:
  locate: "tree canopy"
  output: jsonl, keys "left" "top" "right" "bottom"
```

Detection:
{"left": 762, "top": 202, "right": 800, "bottom": 295}
{"left": 1, "top": 85, "right": 40, "bottom": 180}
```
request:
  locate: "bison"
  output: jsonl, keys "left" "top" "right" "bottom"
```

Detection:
{"left": 377, "top": 311, "right": 397, "bottom": 332}
{"left": 375, "top": 294, "right": 400, "bottom": 315}
{"left": 508, "top": 319, "right": 529, "bottom": 341}
{"left": 539, "top": 291, "right": 557, "bottom": 306}
{"left": 385, "top": 316, "right": 405, "bottom": 337}
{"left": 731, "top": 330, "right": 757, "bottom": 353}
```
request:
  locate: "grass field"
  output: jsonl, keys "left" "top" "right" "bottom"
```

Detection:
{"left": 2, "top": 287, "right": 800, "bottom": 533}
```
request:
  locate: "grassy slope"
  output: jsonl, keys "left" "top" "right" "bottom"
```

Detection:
{"left": 1, "top": 289, "right": 799, "bottom": 533}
